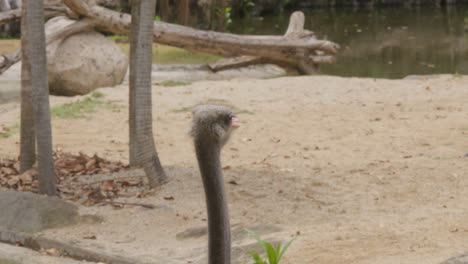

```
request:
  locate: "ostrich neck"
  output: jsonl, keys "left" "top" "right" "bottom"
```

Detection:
{"left": 194, "top": 139, "right": 231, "bottom": 264}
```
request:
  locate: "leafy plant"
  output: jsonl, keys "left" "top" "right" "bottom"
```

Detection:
{"left": 225, "top": 6, "right": 233, "bottom": 25}
{"left": 159, "top": 80, "right": 190, "bottom": 87}
{"left": 245, "top": 228, "right": 296, "bottom": 264}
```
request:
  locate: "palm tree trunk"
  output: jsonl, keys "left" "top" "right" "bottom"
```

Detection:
{"left": 19, "top": 1, "right": 35, "bottom": 173}
{"left": 129, "top": 0, "right": 167, "bottom": 187}
{"left": 24, "top": 0, "right": 57, "bottom": 196}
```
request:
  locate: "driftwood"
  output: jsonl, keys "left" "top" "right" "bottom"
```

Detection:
{"left": 0, "top": 0, "right": 339, "bottom": 75}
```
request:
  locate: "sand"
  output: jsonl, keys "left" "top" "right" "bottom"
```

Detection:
{"left": 0, "top": 74, "right": 467, "bottom": 263}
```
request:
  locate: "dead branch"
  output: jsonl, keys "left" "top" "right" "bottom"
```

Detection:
{"left": 207, "top": 55, "right": 263, "bottom": 72}
{"left": 0, "top": 48, "right": 20, "bottom": 74}
{"left": 0, "top": 18, "right": 96, "bottom": 74}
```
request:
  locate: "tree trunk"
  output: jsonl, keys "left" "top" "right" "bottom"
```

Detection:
{"left": 217, "top": 0, "right": 226, "bottom": 31}
{"left": 24, "top": 0, "right": 57, "bottom": 196}
{"left": 129, "top": 0, "right": 167, "bottom": 187}
{"left": 10, "top": 0, "right": 21, "bottom": 10}
{"left": 177, "top": 0, "right": 189, "bottom": 26}
{"left": 19, "top": 1, "right": 35, "bottom": 173}
{"left": 158, "top": 0, "right": 170, "bottom": 21}
{"left": 128, "top": 0, "right": 137, "bottom": 166}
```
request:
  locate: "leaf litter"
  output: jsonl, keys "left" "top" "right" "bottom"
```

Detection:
{"left": 0, "top": 150, "right": 152, "bottom": 207}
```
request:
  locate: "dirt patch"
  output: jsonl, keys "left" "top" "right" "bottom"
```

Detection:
{"left": 0, "top": 75, "right": 468, "bottom": 263}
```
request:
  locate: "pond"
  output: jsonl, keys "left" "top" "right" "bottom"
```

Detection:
{"left": 229, "top": 6, "right": 468, "bottom": 78}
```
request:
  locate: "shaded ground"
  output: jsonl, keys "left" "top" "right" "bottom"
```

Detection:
{"left": 0, "top": 75, "right": 468, "bottom": 263}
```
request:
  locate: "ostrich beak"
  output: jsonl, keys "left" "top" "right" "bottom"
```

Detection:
{"left": 231, "top": 117, "right": 240, "bottom": 128}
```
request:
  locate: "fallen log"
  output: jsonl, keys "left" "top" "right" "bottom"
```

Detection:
{"left": 62, "top": 0, "right": 339, "bottom": 74}
{"left": 0, "top": 0, "right": 339, "bottom": 75}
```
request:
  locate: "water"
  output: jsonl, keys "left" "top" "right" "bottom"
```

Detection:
{"left": 229, "top": 6, "right": 468, "bottom": 78}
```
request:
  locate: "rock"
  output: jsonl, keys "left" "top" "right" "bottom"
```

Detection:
{"left": 46, "top": 16, "right": 128, "bottom": 96}
{"left": 0, "top": 243, "right": 94, "bottom": 264}
{"left": 231, "top": 224, "right": 283, "bottom": 241}
{"left": 0, "top": 242, "right": 96, "bottom": 264}
{"left": 0, "top": 190, "right": 79, "bottom": 233}
{"left": 176, "top": 226, "right": 207, "bottom": 240}
{"left": 440, "top": 253, "right": 468, "bottom": 264}
{"left": 175, "top": 223, "right": 282, "bottom": 241}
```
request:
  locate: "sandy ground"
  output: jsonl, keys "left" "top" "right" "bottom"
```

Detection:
{"left": 1, "top": 75, "right": 468, "bottom": 263}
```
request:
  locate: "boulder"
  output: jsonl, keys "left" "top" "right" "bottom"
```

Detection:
{"left": 0, "top": 190, "right": 79, "bottom": 233}
{"left": 46, "top": 16, "right": 128, "bottom": 96}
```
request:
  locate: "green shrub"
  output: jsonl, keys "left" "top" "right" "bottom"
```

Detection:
{"left": 245, "top": 228, "right": 296, "bottom": 264}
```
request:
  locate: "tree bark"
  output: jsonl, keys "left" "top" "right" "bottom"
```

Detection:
{"left": 61, "top": 0, "right": 338, "bottom": 74}
{"left": 128, "top": 1, "right": 137, "bottom": 166}
{"left": 177, "top": 0, "right": 189, "bottom": 26}
{"left": 19, "top": 1, "right": 35, "bottom": 173}
{"left": 217, "top": 0, "right": 227, "bottom": 31}
{"left": 9, "top": 0, "right": 21, "bottom": 10}
{"left": 24, "top": 0, "right": 57, "bottom": 196}
{"left": 158, "top": 0, "right": 170, "bottom": 21}
{"left": 129, "top": 0, "right": 167, "bottom": 187}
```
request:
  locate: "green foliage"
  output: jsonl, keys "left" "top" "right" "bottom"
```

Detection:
{"left": 108, "top": 35, "right": 128, "bottom": 42}
{"left": 245, "top": 229, "right": 296, "bottom": 264}
{"left": 154, "top": 15, "right": 161, "bottom": 21}
{"left": 241, "top": 0, "right": 255, "bottom": 11}
{"left": 51, "top": 92, "right": 118, "bottom": 119}
{"left": 159, "top": 80, "right": 190, "bottom": 87}
{"left": 225, "top": 6, "right": 233, "bottom": 25}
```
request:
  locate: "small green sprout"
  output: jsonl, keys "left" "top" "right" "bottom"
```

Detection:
{"left": 245, "top": 228, "right": 297, "bottom": 264}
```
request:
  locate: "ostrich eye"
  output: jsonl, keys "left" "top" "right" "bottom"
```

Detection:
{"left": 224, "top": 114, "right": 233, "bottom": 126}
